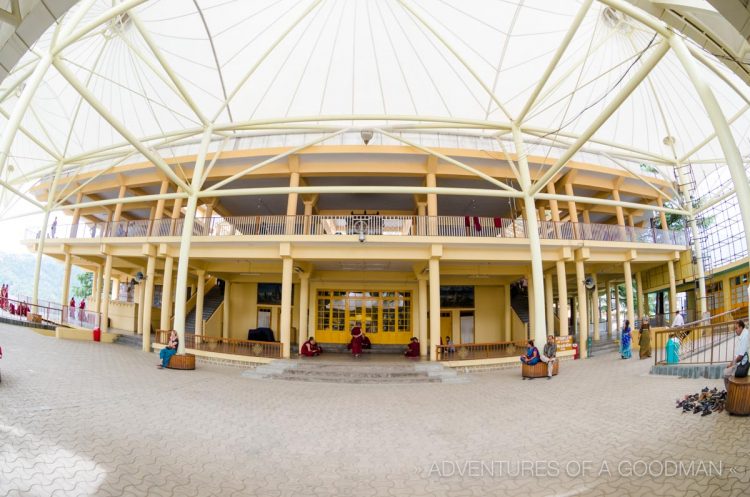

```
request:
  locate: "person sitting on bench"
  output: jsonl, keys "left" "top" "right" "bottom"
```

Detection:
{"left": 300, "top": 337, "right": 322, "bottom": 357}
{"left": 404, "top": 337, "right": 420, "bottom": 358}
{"left": 539, "top": 335, "right": 557, "bottom": 379}
{"left": 520, "top": 340, "right": 540, "bottom": 365}
{"left": 158, "top": 330, "right": 179, "bottom": 369}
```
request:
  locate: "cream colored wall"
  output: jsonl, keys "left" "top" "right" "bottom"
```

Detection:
{"left": 108, "top": 301, "right": 138, "bottom": 332}
{"left": 227, "top": 282, "right": 300, "bottom": 341}
{"left": 204, "top": 302, "right": 223, "bottom": 337}
{"left": 474, "top": 286, "right": 504, "bottom": 342}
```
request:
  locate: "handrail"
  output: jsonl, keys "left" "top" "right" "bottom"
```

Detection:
{"left": 0, "top": 296, "right": 101, "bottom": 329}
{"left": 435, "top": 340, "right": 529, "bottom": 361}
{"left": 653, "top": 315, "right": 748, "bottom": 366}
{"left": 153, "top": 330, "right": 282, "bottom": 359}
{"left": 27, "top": 215, "right": 688, "bottom": 246}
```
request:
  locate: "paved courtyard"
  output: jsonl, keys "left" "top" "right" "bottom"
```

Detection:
{"left": 1, "top": 323, "right": 748, "bottom": 497}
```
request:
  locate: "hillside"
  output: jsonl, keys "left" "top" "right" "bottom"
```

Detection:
{"left": 0, "top": 252, "right": 85, "bottom": 302}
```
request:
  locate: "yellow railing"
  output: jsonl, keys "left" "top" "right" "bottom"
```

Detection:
{"left": 154, "top": 330, "right": 282, "bottom": 359}
{"left": 435, "top": 340, "right": 528, "bottom": 361}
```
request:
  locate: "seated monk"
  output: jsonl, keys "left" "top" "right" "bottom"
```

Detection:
{"left": 404, "top": 337, "right": 420, "bottom": 358}
{"left": 300, "top": 337, "right": 322, "bottom": 357}
{"left": 350, "top": 324, "right": 363, "bottom": 357}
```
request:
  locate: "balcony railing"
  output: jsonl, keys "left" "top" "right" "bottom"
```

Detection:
{"left": 153, "top": 330, "right": 282, "bottom": 359}
{"left": 0, "top": 296, "right": 101, "bottom": 329}
{"left": 27, "top": 215, "right": 688, "bottom": 246}
{"left": 435, "top": 340, "right": 529, "bottom": 361}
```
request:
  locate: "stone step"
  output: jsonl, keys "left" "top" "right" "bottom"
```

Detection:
{"left": 241, "top": 359, "right": 468, "bottom": 384}
{"left": 114, "top": 334, "right": 143, "bottom": 348}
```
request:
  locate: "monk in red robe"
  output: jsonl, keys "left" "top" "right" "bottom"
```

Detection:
{"left": 404, "top": 337, "right": 420, "bottom": 358}
{"left": 300, "top": 337, "right": 322, "bottom": 357}
{"left": 69, "top": 297, "right": 76, "bottom": 319}
{"left": 350, "top": 324, "right": 363, "bottom": 357}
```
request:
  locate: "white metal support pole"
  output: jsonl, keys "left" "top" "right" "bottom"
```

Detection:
{"left": 142, "top": 251, "right": 156, "bottom": 352}
{"left": 530, "top": 41, "right": 670, "bottom": 196}
{"left": 172, "top": 129, "right": 213, "bottom": 355}
{"left": 545, "top": 272, "right": 554, "bottom": 336}
{"left": 670, "top": 36, "right": 750, "bottom": 280}
{"left": 32, "top": 160, "right": 65, "bottom": 307}
{"left": 513, "top": 125, "right": 547, "bottom": 347}
{"left": 0, "top": 54, "right": 53, "bottom": 177}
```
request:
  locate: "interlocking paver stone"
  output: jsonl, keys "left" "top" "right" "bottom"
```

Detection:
{"left": 1, "top": 323, "right": 747, "bottom": 496}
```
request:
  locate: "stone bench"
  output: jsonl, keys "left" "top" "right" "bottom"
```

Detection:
{"left": 522, "top": 360, "right": 559, "bottom": 379}
{"left": 726, "top": 376, "right": 750, "bottom": 415}
{"left": 167, "top": 354, "right": 196, "bottom": 370}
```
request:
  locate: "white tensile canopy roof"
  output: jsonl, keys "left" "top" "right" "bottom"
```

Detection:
{"left": 0, "top": 0, "right": 749, "bottom": 263}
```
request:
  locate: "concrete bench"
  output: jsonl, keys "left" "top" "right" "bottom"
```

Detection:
{"left": 726, "top": 376, "right": 750, "bottom": 415}
{"left": 522, "top": 360, "right": 559, "bottom": 379}
{"left": 167, "top": 354, "right": 196, "bottom": 370}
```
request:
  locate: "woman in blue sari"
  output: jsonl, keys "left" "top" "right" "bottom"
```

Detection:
{"left": 520, "top": 340, "right": 540, "bottom": 365}
{"left": 620, "top": 320, "right": 632, "bottom": 359}
{"left": 666, "top": 333, "right": 680, "bottom": 364}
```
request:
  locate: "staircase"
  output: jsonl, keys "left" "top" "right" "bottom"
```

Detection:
{"left": 241, "top": 359, "right": 468, "bottom": 384}
{"left": 510, "top": 289, "right": 529, "bottom": 325}
{"left": 185, "top": 285, "right": 224, "bottom": 333}
{"left": 114, "top": 333, "right": 143, "bottom": 348}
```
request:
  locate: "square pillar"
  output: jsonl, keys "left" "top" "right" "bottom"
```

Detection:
{"left": 222, "top": 280, "right": 231, "bottom": 339}
{"left": 142, "top": 254, "right": 156, "bottom": 352}
{"left": 556, "top": 261, "right": 568, "bottom": 336}
{"left": 195, "top": 269, "right": 206, "bottom": 335}
{"left": 160, "top": 256, "right": 174, "bottom": 330}
{"left": 428, "top": 257, "right": 440, "bottom": 360}
{"left": 418, "top": 276, "right": 428, "bottom": 356}
{"left": 280, "top": 257, "right": 294, "bottom": 358}
{"left": 297, "top": 273, "right": 310, "bottom": 351}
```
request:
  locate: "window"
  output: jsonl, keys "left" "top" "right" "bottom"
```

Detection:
{"left": 315, "top": 289, "right": 412, "bottom": 334}
{"left": 257, "top": 283, "right": 294, "bottom": 305}
{"left": 440, "top": 286, "right": 475, "bottom": 308}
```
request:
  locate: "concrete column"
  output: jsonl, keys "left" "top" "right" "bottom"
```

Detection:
{"left": 605, "top": 281, "right": 612, "bottom": 335}
{"left": 287, "top": 167, "right": 300, "bottom": 235}
{"left": 667, "top": 259, "right": 677, "bottom": 315}
{"left": 592, "top": 273, "right": 600, "bottom": 340}
{"left": 142, "top": 254, "right": 156, "bottom": 352}
{"left": 612, "top": 189, "right": 625, "bottom": 226}
{"left": 657, "top": 197, "right": 669, "bottom": 230}
{"left": 195, "top": 270, "right": 206, "bottom": 335}
{"left": 303, "top": 200, "right": 314, "bottom": 234}
{"left": 100, "top": 255, "right": 113, "bottom": 333}
{"left": 636, "top": 272, "right": 645, "bottom": 320}
{"left": 527, "top": 271, "right": 535, "bottom": 339}
{"left": 222, "top": 280, "right": 231, "bottom": 339}
{"left": 575, "top": 258, "right": 588, "bottom": 358}
{"left": 556, "top": 260, "right": 568, "bottom": 336}
{"left": 428, "top": 257, "right": 440, "bottom": 360}
{"left": 61, "top": 252, "right": 72, "bottom": 309}
{"left": 504, "top": 284, "right": 512, "bottom": 341}
{"left": 624, "top": 261, "right": 635, "bottom": 329}
{"left": 160, "top": 256, "right": 174, "bottom": 330}
{"left": 150, "top": 180, "right": 169, "bottom": 235}
{"left": 298, "top": 274, "right": 310, "bottom": 351}
{"left": 722, "top": 276, "right": 732, "bottom": 314}
{"left": 135, "top": 268, "right": 146, "bottom": 335}
{"left": 280, "top": 257, "right": 293, "bottom": 358}
{"left": 615, "top": 283, "right": 621, "bottom": 330}
{"left": 70, "top": 192, "right": 83, "bottom": 238}
{"left": 92, "top": 266, "right": 100, "bottom": 312}
{"left": 416, "top": 202, "right": 426, "bottom": 235}
{"left": 545, "top": 272, "right": 554, "bottom": 335}
{"left": 418, "top": 276, "right": 428, "bottom": 356}
{"left": 564, "top": 182, "right": 578, "bottom": 237}
{"left": 426, "top": 167, "right": 438, "bottom": 235}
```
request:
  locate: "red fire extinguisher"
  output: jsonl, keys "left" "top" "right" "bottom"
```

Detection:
{"left": 572, "top": 343, "right": 579, "bottom": 360}
{"left": 93, "top": 327, "right": 101, "bottom": 342}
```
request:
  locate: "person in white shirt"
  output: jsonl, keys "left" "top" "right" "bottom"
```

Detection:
{"left": 671, "top": 310, "right": 684, "bottom": 328}
{"left": 724, "top": 320, "right": 748, "bottom": 389}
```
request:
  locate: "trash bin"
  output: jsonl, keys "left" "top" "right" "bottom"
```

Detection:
{"left": 572, "top": 343, "right": 579, "bottom": 360}
{"left": 93, "top": 327, "right": 101, "bottom": 342}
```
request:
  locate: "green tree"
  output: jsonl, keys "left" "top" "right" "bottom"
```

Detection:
{"left": 72, "top": 272, "right": 93, "bottom": 299}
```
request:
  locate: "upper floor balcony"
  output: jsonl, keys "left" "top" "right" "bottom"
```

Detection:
{"left": 26, "top": 215, "right": 689, "bottom": 247}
